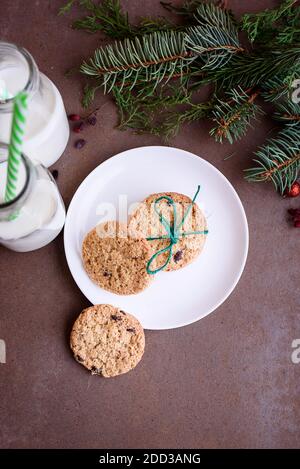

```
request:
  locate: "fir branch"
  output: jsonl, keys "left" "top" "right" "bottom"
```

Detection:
{"left": 260, "top": 74, "right": 295, "bottom": 102}
{"left": 81, "top": 5, "right": 241, "bottom": 93}
{"left": 276, "top": 25, "right": 300, "bottom": 44}
{"left": 82, "top": 83, "right": 101, "bottom": 108}
{"left": 273, "top": 100, "right": 300, "bottom": 124}
{"left": 113, "top": 88, "right": 150, "bottom": 131}
{"left": 161, "top": 101, "right": 213, "bottom": 138}
{"left": 241, "top": 0, "right": 298, "bottom": 43}
{"left": 193, "top": 2, "right": 235, "bottom": 32}
{"left": 210, "top": 87, "right": 264, "bottom": 143}
{"left": 185, "top": 3, "right": 242, "bottom": 70}
{"left": 81, "top": 31, "right": 191, "bottom": 93}
{"left": 60, "top": 0, "right": 175, "bottom": 38}
{"left": 67, "top": 0, "right": 300, "bottom": 196}
{"left": 61, "top": 0, "right": 134, "bottom": 38}
{"left": 245, "top": 125, "right": 300, "bottom": 194}
{"left": 112, "top": 80, "right": 192, "bottom": 132}
{"left": 186, "top": 26, "right": 242, "bottom": 70}
{"left": 160, "top": 0, "right": 229, "bottom": 16}
{"left": 160, "top": 0, "right": 205, "bottom": 16}
{"left": 205, "top": 46, "right": 300, "bottom": 89}
{"left": 275, "top": 3, "right": 300, "bottom": 44}
{"left": 137, "top": 16, "right": 176, "bottom": 34}
{"left": 59, "top": 0, "right": 76, "bottom": 15}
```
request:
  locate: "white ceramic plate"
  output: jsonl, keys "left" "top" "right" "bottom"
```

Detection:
{"left": 64, "top": 146, "right": 248, "bottom": 330}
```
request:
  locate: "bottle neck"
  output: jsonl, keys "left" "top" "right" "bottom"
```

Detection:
{"left": 0, "top": 144, "right": 36, "bottom": 221}
{"left": 0, "top": 41, "right": 40, "bottom": 113}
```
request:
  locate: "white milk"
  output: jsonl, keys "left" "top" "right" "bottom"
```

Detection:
{"left": 0, "top": 160, "right": 65, "bottom": 252}
{"left": 0, "top": 43, "right": 69, "bottom": 167}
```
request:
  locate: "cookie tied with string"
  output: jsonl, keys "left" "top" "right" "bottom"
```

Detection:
{"left": 129, "top": 190, "right": 208, "bottom": 272}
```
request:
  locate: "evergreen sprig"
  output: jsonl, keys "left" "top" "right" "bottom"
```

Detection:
{"left": 260, "top": 74, "right": 295, "bottom": 102}
{"left": 210, "top": 87, "right": 264, "bottom": 144}
{"left": 61, "top": 0, "right": 300, "bottom": 194}
{"left": 241, "top": 0, "right": 298, "bottom": 43}
{"left": 161, "top": 101, "right": 213, "bottom": 138}
{"left": 193, "top": 2, "right": 235, "bottom": 32}
{"left": 274, "top": 99, "right": 300, "bottom": 123}
{"left": 81, "top": 31, "right": 190, "bottom": 93}
{"left": 59, "top": 0, "right": 175, "bottom": 38}
{"left": 160, "top": 0, "right": 205, "bottom": 16}
{"left": 59, "top": 0, "right": 77, "bottom": 15}
{"left": 245, "top": 125, "right": 300, "bottom": 194}
{"left": 204, "top": 47, "right": 300, "bottom": 89}
{"left": 185, "top": 19, "right": 242, "bottom": 70}
{"left": 113, "top": 80, "right": 192, "bottom": 133}
{"left": 59, "top": 0, "right": 134, "bottom": 38}
{"left": 80, "top": 4, "right": 241, "bottom": 92}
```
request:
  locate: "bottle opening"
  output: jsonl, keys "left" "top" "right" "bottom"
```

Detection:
{"left": 0, "top": 42, "right": 39, "bottom": 109}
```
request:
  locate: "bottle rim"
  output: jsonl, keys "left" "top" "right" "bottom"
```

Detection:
{"left": 0, "top": 41, "right": 39, "bottom": 112}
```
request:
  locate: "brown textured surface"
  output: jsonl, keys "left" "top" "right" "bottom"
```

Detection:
{"left": 0, "top": 0, "right": 300, "bottom": 449}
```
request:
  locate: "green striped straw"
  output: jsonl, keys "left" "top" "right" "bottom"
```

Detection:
{"left": 5, "top": 91, "right": 29, "bottom": 202}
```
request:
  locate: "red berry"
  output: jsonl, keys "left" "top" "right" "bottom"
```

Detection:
{"left": 285, "top": 181, "right": 300, "bottom": 198}
{"left": 73, "top": 122, "right": 84, "bottom": 133}
{"left": 294, "top": 220, "right": 300, "bottom": 228}
{"left": 75, "top": 139, "right": 86, "bottom": 149}
{"left": 68, "top": 113, "right": 81, "bottom": 121}
{"left": 288, "top": 208, "right": 300, "bottom": 216}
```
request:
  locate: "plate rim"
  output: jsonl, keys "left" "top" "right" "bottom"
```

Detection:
{"left": 64, "top": 145, "right": 249, "bottom": 330}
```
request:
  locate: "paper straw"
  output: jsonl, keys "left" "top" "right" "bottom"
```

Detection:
{"left": 5, "top": 91, "right": 29, "bottom": 202}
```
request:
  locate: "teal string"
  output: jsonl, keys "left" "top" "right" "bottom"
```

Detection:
{"left": 146, "top": 185, "right": 208, "bottom": 275}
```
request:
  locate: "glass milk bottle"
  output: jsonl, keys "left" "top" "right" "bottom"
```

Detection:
{"left": 0, "top": 143, "right": 65, "bottom": 252}
{"left": 0, "top": 41, "right": 69, "bottom": 167}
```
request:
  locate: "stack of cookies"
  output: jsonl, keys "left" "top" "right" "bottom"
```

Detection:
{"left": 70, "top": 191, "right": 207, "bottom": 378}
{"left": 81, "top": 191, "right": 207, "bottom": 295}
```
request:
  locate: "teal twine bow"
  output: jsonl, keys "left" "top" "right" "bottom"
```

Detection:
{"left": 146, "top": 185, "right": 208, "bottom": 275}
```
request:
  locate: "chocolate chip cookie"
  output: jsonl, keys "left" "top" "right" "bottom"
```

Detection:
{"left": 70, "top": 304, "right": 145, "bottom": 378}
{"left": 82, "top": 221, "right": 152, "bottom": 295}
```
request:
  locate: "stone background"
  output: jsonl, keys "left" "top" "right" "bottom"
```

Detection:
{"left": 0, "top": 0, "right": 299, "bottom": 448}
